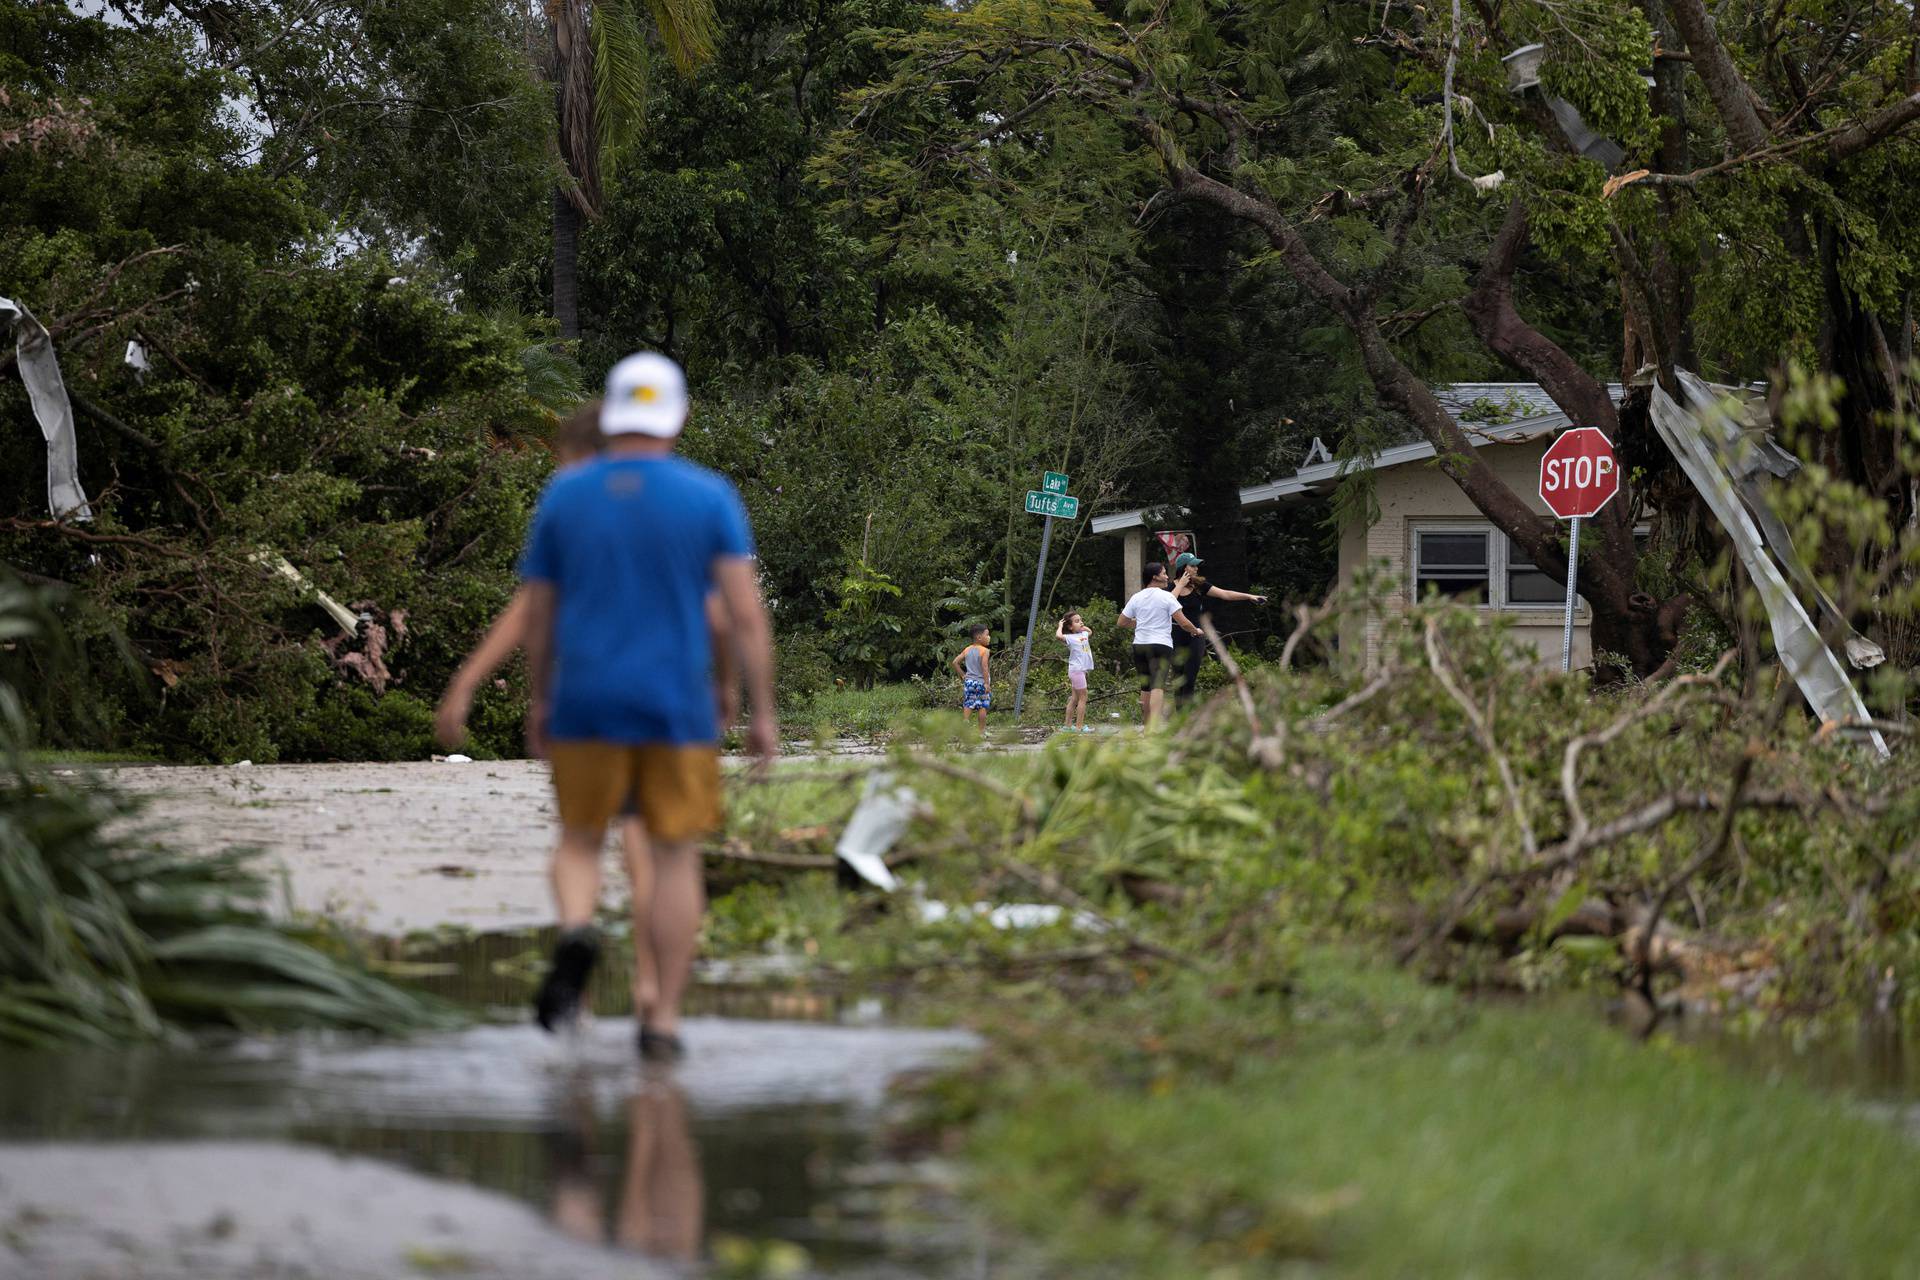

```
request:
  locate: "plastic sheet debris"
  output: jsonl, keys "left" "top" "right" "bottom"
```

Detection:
{"left": 1, "top": 294, "right": 93, "bottom": 521}
{"left": 1649, "top": 372, "right": 1890, "bottom": 758}
{"left": 833, "top": 772, "right": 916, "bottom": 891}
{"left": 914, "top": 899, "right": 1104, "bottom": 931}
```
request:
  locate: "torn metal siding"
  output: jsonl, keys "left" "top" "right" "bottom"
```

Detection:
{"left": 1, "top": 295, "right": 93, "bottom": 522}
{"left": 1679, "top": 380, "right": 1885, "bottom": 670}
{"left": 1649, "top": 373, "right": 1889, "bottom": 758}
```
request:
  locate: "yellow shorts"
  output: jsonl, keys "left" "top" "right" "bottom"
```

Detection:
{"left": 547, "top": 742, "right": 722, "bottom": 843}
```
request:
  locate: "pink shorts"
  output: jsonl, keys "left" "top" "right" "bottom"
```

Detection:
{"left": 1068, "top": 669, "right": 1087, "bottom": 691}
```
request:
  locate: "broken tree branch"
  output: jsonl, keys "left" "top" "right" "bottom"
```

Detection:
{"left": 1559, "top": 651, "right": 1736, "bottom": 852}
{"left": 1198, "top": 614, "right": 1285, "bottom": 768}
{"left": 1425, "top": 616, "right": 1538, "bottom": 856}
{"left": 1665, "top": 0, "right": 1771, "bottom": 153}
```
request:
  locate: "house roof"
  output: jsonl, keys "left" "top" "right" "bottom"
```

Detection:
{"left": 1088, "top": 382, "right": 1620, "bottom": 535}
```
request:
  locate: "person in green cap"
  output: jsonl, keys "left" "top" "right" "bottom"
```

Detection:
{"left": 1169, "top": 551, "right": 1266, "bottom": 705}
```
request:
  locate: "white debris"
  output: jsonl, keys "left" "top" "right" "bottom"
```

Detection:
{"left": 1, "top": 294, "right": 93, "bottom": 521}
{"left": 915, "top": 899, "right": 1101, "bottom": 931}
{"left": 444, "top": 753, "right": 473, "bottom": 764}
{"left": 834, "top": 772, "right": 918, "bottom": 891}
{"left": 247, "top": 551, "right": 361, "bottom": 636}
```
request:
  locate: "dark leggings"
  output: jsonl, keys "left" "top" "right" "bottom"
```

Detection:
{"left": 1131, "top": 643, "right": 1175, "bottom": 692}
{"left": 1173, "top": 630, "right": 1207, "bottom": 702}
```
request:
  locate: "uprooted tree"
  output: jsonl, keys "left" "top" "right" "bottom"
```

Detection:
{"left": 827, "top": 0, "right": 1920, "bottom": 676}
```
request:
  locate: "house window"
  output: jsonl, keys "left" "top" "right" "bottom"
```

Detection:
{"left": 1415, "top": 523, "right": 1648, "bottom": 610}
{"left": 1415, "top": 530, "right": 1491, "bottom": 602}
{"left": 1505, "top": 536, "right": 1563, "bottom": 605}
{"left": 1412, "top": 524, "right": 1597, "bottom": 609}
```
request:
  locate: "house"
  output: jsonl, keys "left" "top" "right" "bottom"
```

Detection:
{"left": 1089, "top": 384, "right": 1621, "bottom": 669}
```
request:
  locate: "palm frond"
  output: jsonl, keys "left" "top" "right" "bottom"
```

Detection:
{"left": 553, "top": 0, "right": 603, "bottom": 207}
{"left": 590, "top": 0, "right": 655, "bottom": 172}
{"left": 638, "top": 0, "right": 716, "bottom": 78}
{"left": 519, "top": 340, "right": 589, "bottom": 415}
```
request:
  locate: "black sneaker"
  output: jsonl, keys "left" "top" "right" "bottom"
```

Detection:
{"left": 637, "top": 1026, "right": 686, "bottom": 1063}
{"left": 533, "top": 927, "right": 600, "bottom": 1032}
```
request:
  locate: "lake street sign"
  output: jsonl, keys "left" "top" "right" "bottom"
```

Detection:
{"left": 1015, "top": 476, "right": 1079, "bottom": 718}
{"left": 1024, "top": 490, "right": 1079, "bottom": 519}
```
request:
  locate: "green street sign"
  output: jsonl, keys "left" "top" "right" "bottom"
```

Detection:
{"left": 1042, "top": 471, "right": 1070, "bottom": 494}
{"left": 1025, "top": 489, "right": 1079, "bottom": 519}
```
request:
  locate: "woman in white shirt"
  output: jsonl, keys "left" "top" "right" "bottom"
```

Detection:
{"left": 1115, "top": 562, "right": 1204, "bottom": 728}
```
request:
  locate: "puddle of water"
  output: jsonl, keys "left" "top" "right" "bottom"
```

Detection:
{"left": 1673, "top": 1015, "right": 1920, "bottom": 1140}
{"left": 0, "top": 933, "right": 995, "bottom": 1280}
{"left": 379, "top": 928, "right": 867, "bottom": 1025}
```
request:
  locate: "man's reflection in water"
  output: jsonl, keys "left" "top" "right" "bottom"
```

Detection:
{"left": 617, "top": 1083, "right": 704, "bottom": 1258}
{"left": 550, "top": 1076, "right": 704, "bottom": 1263}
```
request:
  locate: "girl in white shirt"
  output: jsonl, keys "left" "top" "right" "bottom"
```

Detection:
{"left": 1055, "top": 611, "right": 1095, "bottom": 733}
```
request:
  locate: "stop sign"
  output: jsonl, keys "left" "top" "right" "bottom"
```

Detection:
{"left": 1538, "top": 427, "right": 1620, "bottom": 519}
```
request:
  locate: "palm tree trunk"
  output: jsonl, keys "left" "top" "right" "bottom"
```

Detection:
{"left": 552, "top": 184, "right": 581, "bottom": 340}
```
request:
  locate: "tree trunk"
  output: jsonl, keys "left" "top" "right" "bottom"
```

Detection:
{"left": 552, "top": 185, "right": 581, "bottom": 341}
{"left": 1148, "top": 204, "right": 1254, "bottom": 628}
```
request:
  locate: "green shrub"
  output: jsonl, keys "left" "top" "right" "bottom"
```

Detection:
{"left": 279, "top": 685, "right": 439, "bottom": 762}
{"left": 775, "top": 626, "right": 836, "bottom": 714}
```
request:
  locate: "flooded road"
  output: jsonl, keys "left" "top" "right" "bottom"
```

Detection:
{"left": 3, "top": 758, "right": 1026, "bottom": 1278}
{"left": 0, "top": 935, "right": 993, "bottom": 1280}
{"left": 90, "top": 751, "right": 1035, "bottom": 936}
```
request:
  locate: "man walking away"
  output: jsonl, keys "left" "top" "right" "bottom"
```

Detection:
{"left": 1116, "top": 562, "right": 1202, "bottom": 729}
{"left": 520, "top": 352, "right": 777, "bottom": 1061}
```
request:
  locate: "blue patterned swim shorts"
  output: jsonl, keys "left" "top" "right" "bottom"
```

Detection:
{"left": 962, "top": 677, "right": 991, "bottom": 710}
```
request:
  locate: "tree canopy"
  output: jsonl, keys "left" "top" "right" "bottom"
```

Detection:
{"left": 5, "top": 0, "right": 1918, "bottom": 758}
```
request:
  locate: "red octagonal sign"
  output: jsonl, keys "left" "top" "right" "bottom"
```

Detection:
{"left": 1539, "top": 427, "right": 1620, "bottom": 519}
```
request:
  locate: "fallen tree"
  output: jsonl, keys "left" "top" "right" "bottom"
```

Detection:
{"left": 830, "top": 0, "right": 1920, "bottom": 676}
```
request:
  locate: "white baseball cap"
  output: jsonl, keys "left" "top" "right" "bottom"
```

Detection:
{"left": 600, "top": 351, "right": 689, "bottom": 436}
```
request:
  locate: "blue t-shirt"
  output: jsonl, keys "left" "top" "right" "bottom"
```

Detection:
{"left": 519, "top": 454, "right": 755, "bottom": 745}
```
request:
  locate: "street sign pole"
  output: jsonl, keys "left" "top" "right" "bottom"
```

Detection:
{"left": 1012, "top": 515, "right": 1053, "bottom": 719}
{"left": 1560, "top": 515, "right": 1580, "bottom": 673}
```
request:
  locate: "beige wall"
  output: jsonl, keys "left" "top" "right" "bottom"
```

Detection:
{"left": 1335, "top": 440, "right": 1593, "bottom": 670}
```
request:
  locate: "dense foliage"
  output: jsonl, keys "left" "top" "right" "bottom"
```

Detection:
{"left": 6, "top": 0, "right": 1919, "bottom": 758}
{"left": 0, "top": 5, "right": 575, "bottom": 761}
{"left": 827, "top": 0, "right": 1920, "bottom": 674}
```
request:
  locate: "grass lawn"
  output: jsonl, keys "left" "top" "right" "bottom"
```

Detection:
{"left": 24, "top": 748, "right": 168, "bottom": 766}
{"left": 781, "top": 663, "right": 1179, "bottom": 741}
{"left": 959, "top": 957, "right": 1920, "bottom": 1278}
